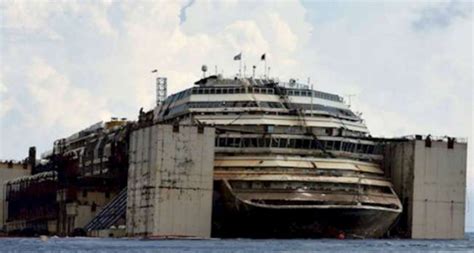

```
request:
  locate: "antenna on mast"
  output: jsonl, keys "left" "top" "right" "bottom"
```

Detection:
{"left": 233, "top": 52, "right": 242, "bottom": 77}
{"left": 261, "top": 53, "right": 267, "bottom": 79}
{"left": 345, "top": 94, "right": 355, "bottom": 108}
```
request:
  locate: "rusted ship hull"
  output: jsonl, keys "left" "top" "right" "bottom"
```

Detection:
{"left": 212, "top": 180, "right": 401, "bottom": 238}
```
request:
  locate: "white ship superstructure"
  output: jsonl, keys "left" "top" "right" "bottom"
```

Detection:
{"left": 152, "top": 75, "right": 402, "bottom": 238}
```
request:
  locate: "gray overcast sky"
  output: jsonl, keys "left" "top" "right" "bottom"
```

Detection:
{"left": 0, "top": 0, "right": 472, "bottom": 229}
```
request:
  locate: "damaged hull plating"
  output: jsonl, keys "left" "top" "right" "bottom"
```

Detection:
{"left": 212, "top": 179, "right": 400, "bottom": 238}
{"left": 212, "top": 193, "right": 400, "bottom": 238}
{"left": 209, "top": 155, "right": 402, "bottom": 238}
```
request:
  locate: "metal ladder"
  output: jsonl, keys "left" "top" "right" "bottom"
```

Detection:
{"left": 84, "top": 187, "right": 127, "bottom": 232}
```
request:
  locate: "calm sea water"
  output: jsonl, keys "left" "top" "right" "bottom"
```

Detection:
{"left": 0, "top": 234, "right": 473, "bottom": 253}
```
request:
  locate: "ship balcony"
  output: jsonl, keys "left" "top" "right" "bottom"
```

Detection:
{"left": 213, "top": 155, "right": 402, "bottom": 212}
{"left": 220, "top": 179, "right": 402, "bottom": 212}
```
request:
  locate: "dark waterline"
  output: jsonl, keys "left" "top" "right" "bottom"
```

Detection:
{"left": 0, "top": 233, "right": 473, "bottom": 253}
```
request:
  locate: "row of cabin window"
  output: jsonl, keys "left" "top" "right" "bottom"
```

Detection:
{"left": 165, "top": 89, "right": 191, "bottom": 105}
{"left": 189, "top": 87, "right": 341, "bottom": 102}
{"left": 186, "top": 101, "right": 354, "bottom": 117}
{"left": 164, "top": 101, "right": 355, "bottom": 121}
{"left": 230, "top": 181, "right": 386, "bottom": 193}
{"left": 188, "top": 101, "right": 283, "bottom": 108}
{"left": 215, "top": 137, "right": 378, "bottom": 154}
{"left": 286, "top": 89, "right": 338, "bottom": 101}
{"left": 187, "top": 101, "right": 349, "bottom": 112}
{"left": 191, "top": 87, "right": 274, "bottom": 95}
{"left": 292, "top": 103, "right": 356, "bottom": 117}
{"left": 165, "top": 87, "right": 342, "bottom": 106}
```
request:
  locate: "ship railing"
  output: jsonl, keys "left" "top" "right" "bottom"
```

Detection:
{"left": 399, "top": 134, "right": 467, "bottom": 143}
{"left": 279, "top": 87, "right": 343, "bottom": 103}
{"left": 0, "top": 159, "right": 27, "bottom": 165}
{"left": 0, "top": 160, "right": 29, "bottom": 171}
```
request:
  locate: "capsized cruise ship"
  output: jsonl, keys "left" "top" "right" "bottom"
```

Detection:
{"left": 151, "top": 75, "right": 402, "bottom": 238}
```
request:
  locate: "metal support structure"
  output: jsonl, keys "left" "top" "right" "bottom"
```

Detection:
{"left": 156, "top": 77, "right": 167, "bottom": 106}
{"left": 345, "top": 94, "right": 355, "bottom": 108}
{"left": 239, "top": 59, "right": 242, "bottom": 77}
{"left": 84, "top": 187, "right": 127, "bottom": 232}
{"left": 310, "top": 84, "right": 314, "bottom": 117}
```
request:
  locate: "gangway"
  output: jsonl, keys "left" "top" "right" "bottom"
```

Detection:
{"left": 84, "top": 187, "right": 127, "bottom": 232}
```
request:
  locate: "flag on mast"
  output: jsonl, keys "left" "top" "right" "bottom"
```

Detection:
{"left": 234, "top": 52, "right": 243, "bottom": 77}
{"left": 261, "top": 53, "right": 267, "bottom": 78}
{"left": 233, "top": 53, "right": 242, "bottom": 61}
